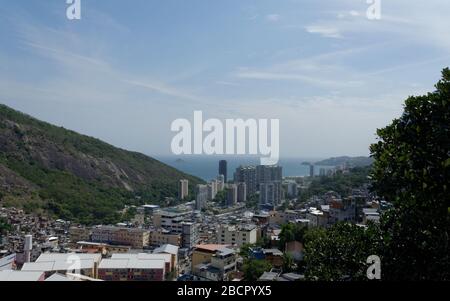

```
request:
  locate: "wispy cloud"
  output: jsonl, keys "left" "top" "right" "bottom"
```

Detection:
{"left": 123, "top": 79, "right": 203, "bottom": 102}
{"left": 6, "top": 16, "right": 208, "bottom": 106}
{"left": 266, "top": 14, "right": 281, "bottom": 22}
{"left": 305, "top": 25, "right": 342, "bottom": 38}
{"left": 235, "top": 70, "right": 354, "bottom": 88}
{"left": 232, "top": 45, "right": 377, "bottom": 89}
{"left": 215, "top": 81, "right": 241, "bottom": 87}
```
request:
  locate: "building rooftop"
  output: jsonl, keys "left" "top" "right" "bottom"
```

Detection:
{"left": 143, "top": 205, "right": 160, "bottom": 209}
{"left": 281, "top": 273, "right": 304, "bottom": 281}
{"left": 36, "top": 253, "right": 102, "bottom": 263}
{"left": 53, "top": 259, "right": 95, "bottom": 271}
{"left": 128, "top": 258, "right": 165, "bottom": 270}
{"left": 258, "top": 272, "right": 279, "bottom": 281}
{"left": 93, "top": 226, "right": 148, "bottom": 233}
{"left": 111, "top": 253, "right": 171, "bottom": 264}
{"left": 22, "top": 261, "right": 55, "bottom": 272}
{"left": 216, "top": 248, "right": 235, "bottom": 257}
{"left": 194, "top": 244, "right": 229, "bottom": 252}
{"left": 45, "top": 273, "right": 74, "bottom": 281}
{"left": 98, "top": 259, "right": 129, "bottom": 269}
{"left": 0, "top": 270, "right": 44, "bottom": 281}
{"left": 99, "top": 258, "right": 165, "bottom": 270}
{"left": 153, "top": 244, "right": 179, "bottom": 255}
{"left": 320, "top": 205, "right": 330, "bottom": 212}
{"left": 22, "top": 259, "right": 95, "bottom": 272}
{"left": 263, "top": 249, "right": 283, "bottom": 256}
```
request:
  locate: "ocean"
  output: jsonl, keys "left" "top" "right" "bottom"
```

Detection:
{"left": 156, "top": 155, "right": 334, "bottom": 181}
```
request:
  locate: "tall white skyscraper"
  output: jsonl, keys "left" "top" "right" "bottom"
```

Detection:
{"left": 207, "top": 180, "right": 218, "bottom": 201}
{"left": 178, "top": 179, "right": 189, "bottom": 200}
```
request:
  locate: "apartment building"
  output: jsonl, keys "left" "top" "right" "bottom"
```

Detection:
{"left": 234, "top": 166, "right": 257, "bottom": 196}
{"left": 191, "top": 244, "right": 236, "bottom": 281}
{"left": 237, "top": 182, "right": 247, "bottom": 203}
{"left": 181, "top": 222, "right": 198, "bottom": 250}
{"left": 91, "top": 226, "right": 149, "bottom": 248}
{"left": 98, "top": 255, "right": 166, "bottom": 281}
{"left": 226, "top": 184, "right": 238, "bottom": 207}
{"left": 329, "top": 198, "right": 356, "bottom": 224}
{"left": 149, "top": 228, "right": 182, "bottom": 247}
{"left": 152, "top": 210, "right": 198, "bottom": 250}
{"left": 217, "top": 224, "right": 257, "bottom": 247}
{"left": 152, "top": 210, "right": 190, "bottom": 232}
{"left": 194, "top": 248, "right": 236, "bottom": 281}
{"left": 153, "top": 244, "right": 179, "bottom": 274}
{"left": 306, "top": 208, "right": 329, "bottom": 227}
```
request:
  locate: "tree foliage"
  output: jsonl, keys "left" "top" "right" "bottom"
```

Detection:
{"left": 302, "top": 68, "right": 450, "bottom": 281}
{"left": 282, "top": 253, "right": 295, "bottom": 273}
{"left": 370, "top": 68, "right": 450, "bottom": 280}
{"left": 243, "top": 259, "right": 273, "bottom": 281}
{"left": 303, "top": 223, "right": 379, "bottom": 281}
{"left": 278, "top": 222, "right": 307, "bottom": 251}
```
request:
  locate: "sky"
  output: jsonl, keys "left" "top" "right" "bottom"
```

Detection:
{"left": 0, "top": 0, "right": 449, "bottom": 158}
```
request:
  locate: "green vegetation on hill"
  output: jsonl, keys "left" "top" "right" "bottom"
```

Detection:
{"left": 299, "top": 166, "right": 371, "bottom": 201}
{"left": 315, "top": 156, "right": 374, "bottom": 167}
{"left": 0, "top": 104, "right": 204, "bottom": 224}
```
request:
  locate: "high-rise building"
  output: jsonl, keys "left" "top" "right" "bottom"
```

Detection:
{"left": 286, "top": 181, "right": 298, "bottom": 198}
{"left": 259, "top": 182, "right": 282, "bottom": 207}
{"left": 234, "top": 166, "right": 257, "bottom": 196}
{"left": 256, "top": 165, "right": 282, "bottom": 186}
{"left": 219, "top": 160, "right": 228, "bottom": 182}
{"left": 178, "top": 179, "right": 189, "bottom": 200}
{"left": 181, "top": 222, "right": 199, "bottom": 250}
{"left": 237, "top": 182, "right": 247, "bottom": 203}
{"left": 319, "top": 168, "right": 326, "bottom": 177}
{"left": 195, "top": 184, "right": 208, "bottom": 210}
{"left": 217, "top": 175, "right": 225, "bottom": 191}
{"left": 207, "top": 180, "right": 218, "bottom": 201}
{"left": 310, "top": 164, "right": 315, "bottom": 177}
{"left": 226, "top": 184, "right": 238, "bottom": 207}
{"left": 257, "top": 165, "right": 283, "bottom": 207}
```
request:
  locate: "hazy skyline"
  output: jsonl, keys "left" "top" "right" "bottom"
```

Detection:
{"left": 1, "top": 0, "right": 449, "bottom": 158}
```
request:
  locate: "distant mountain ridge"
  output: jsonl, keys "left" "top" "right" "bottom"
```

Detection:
{"left": 0, "top": 104, "right": 203, "bottom": 224}
{"left": 314, "top": 156, "right": 374, "bottom": 168}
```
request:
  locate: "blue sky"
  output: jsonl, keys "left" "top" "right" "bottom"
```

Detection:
{"left": 0, "top": 0, "right": 449, "bottom": 158}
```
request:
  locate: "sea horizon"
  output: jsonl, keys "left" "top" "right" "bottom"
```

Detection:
{"left": 156, "top": 155, "right": 334, "bottom": 181}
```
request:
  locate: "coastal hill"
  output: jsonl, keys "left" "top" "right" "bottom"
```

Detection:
{"left": 314, "top": 156, "right": 374, "bottom": 168}
{"left": 0, "top": 104, "right": 203, "bottom": 224}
